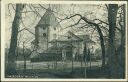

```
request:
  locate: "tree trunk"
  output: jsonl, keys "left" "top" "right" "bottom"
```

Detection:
{"left": 81, "top": 55, "right": 83, "bottom": 73}
{"left": 64, "top": 14, "right": 106, "bottom": 68}
{"left": 81, "top": 17, "right": 106, "bottom": 68}
{"left": 72, "top": 57, "right": 74, "bottom": 72}
{"left": 23, "top": 42, "right": 26, "bottom": 78}
{"left": 96, "top": 26, "right": 106, "bottom": 68}
{"left": 119, "top": 4, "right": 125, "bottom": 78}
{"left": 71, "top": 47, "right": 74, "bottom": 72}
{"left": 83, "top": 43, "right": 87, "bottom": 78}
{"left": 121, "top": 5, "right": 125, "bottom": 78}
{"left": 7, "top": 4, "right": 24, "bottom": 75}
{"left": 107, "top": 4, "right": 118, "bottom": 78}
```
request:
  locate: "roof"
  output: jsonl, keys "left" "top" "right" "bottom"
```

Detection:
{"left": 31, "top": 43, "right": 74, "bottom": 58}
{"left": 43, "top": 43, "right": 75, "bottom": 53}
{"left": 67, "top": 31, "right": 82, "bottom": 40}
{"left": 43, "top": 45, "right": 63, "bottom": 53}
{"left": 49, "top": 31, "right": 95, "bottom": 44}
{"left": 77, "top": 35, "right": 95, "bottom": 44}
{"left": 52, "top": 31, "right": 83, "bottom": 42}
{"left": 49, "top": 39, "right": 82, "bottom": 43}
{"left": 36, "top": 7, "right": 61, "bottom": 28}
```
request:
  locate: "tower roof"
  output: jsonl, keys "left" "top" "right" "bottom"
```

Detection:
{"left": 37, "top": 7, "right": 61, "bottom": 28}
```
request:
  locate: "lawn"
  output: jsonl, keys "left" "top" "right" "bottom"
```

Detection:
{"left": 5, "top": 60, "right": 109, "bottom": 78}
{"left": 16, "top": 60, "right": 102, "bottom": 70}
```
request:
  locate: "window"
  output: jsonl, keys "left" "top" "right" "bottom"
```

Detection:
{"left": 42, "top": 24, "right": 49, "bottom": 30}
{"left": 68, "top": 36, "right": 71, "bottom": 39}
{"left": 54, "top": 27, "right": 56, "bottom": 30}
{"left": 43, "top": 33, "right": 46, "bottom": 37}
{"left": 43, "top": 26, "right": 46, "bottom": 30}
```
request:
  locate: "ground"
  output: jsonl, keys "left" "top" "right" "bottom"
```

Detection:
{"left": 5, "top": 60, "right": 110, "bottom": 78}
{"left": 16, "top": 60, "right": 102, "bottom": 70}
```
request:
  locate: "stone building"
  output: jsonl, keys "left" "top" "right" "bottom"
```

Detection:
{"left": 30, "top": 8, "right": 95, "bottom": 62}
{"left": 31, "top": 7, "right": 61, "bottom": 53}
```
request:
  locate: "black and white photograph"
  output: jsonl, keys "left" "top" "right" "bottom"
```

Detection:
{"left": 1, "top": 0, "right": 127, "bottom": 81}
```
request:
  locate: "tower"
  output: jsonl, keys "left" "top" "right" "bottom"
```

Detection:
{"left": 34, "top": 7, "right": 61, "bottom": 53}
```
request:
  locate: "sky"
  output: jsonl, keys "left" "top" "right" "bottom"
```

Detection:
{"left": 5, "top": 4, "right": 108, "bottom": 50}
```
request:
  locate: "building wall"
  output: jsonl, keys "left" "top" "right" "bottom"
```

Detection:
{"left": 79, "top": 42, "right": 85, "bottom": 54}
{"left": 36, "top": 24, "right": 61, "bottom": 53}
{"left": 49, "top": 26, "right": 57, "bottom": 41}
{"left": 72, "top": 41, "right": 84, "bottom": 55}
{"left": 37, "top": 25, "right": 49, "bottom": 52}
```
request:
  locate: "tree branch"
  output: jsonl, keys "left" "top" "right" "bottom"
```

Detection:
{"left": 105, "top": 4, "right": 109, "bottom": 10}
{"left": 18, "top": 28, "right": 35, "bottom": 35}
{"left": 29, "top": 4, "right": 42, "bottom": 17}
{"left": 93, "top": 19, "right": 109, "bottom": 25}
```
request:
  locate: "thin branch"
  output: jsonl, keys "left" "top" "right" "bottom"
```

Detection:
{"left": 118, "top": 12, "right": 123, "bottom": 32}
{"left": 105, "top": 4, "right": 109, "bottom": 10}
{"left": 21, "top": 10, "right": 36, "bottom": 13}
{"left": 93, "top": 19, "right": 109, "bottom": 25}
{"left": 18, "top": 27, "right": 35, "bottom": 35}
{"left": 8, "top": 4, "right": 13, "bottom": 16}
{"left": 39, "top": 4, "right": 68, "bottom": 17}
{"left": 59, "top": 18, "right": 82, "bottom": 32}
{"left": 69, "top": 18, "right": 82, "bottom": 27}
{"left": 11, "top": 4, "right": 16, "bottom": 11}
{"left": 90, "top": 27, "right": 97, "bottom": 38}
{"left": 59, "top": 14, "right": 82, "bottom": 23}
{"left": 118, "top": 4, "right": 125, "bottom": 9}
{"left": 29, "top": 4, "right": 42, "bottom": 17}
{"left": 93, "top": 19, "right": 121, "bottom": 32}
{"left": 77, "top": 24, "right": 89, "bottom": 29}
{"left": 18, "top": 18, "right": 35, "bottom": 35}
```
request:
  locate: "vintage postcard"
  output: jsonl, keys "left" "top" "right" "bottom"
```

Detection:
{"left": 1, "top": 0, "right": 128, "bottom": 81}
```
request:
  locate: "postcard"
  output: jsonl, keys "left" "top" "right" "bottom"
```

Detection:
{"left": 1, "top": 0, "right": 128, "bottom": 81}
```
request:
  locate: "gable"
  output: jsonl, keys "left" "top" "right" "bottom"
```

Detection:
{"left": 57, "top": 31, "right": 82, "bottom": 41}
{"left": 67, "top": 31, "right": 82, "bottom": 41}
{"left": 37, "top": 8, "right": 61, "bottom": 29}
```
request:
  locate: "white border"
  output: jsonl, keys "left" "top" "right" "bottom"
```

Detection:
{"left": 1, "top": 0, "right": 128, "bottom": 81}
{"left": 1, "top": 0, "right": 128, "bottom": 4}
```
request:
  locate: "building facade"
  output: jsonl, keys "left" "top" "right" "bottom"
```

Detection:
{"left": 31, "top": 7, "right": 61, "bottom": 53}
{"left": 30, "top": 8, "right": 95, "bottom": 61}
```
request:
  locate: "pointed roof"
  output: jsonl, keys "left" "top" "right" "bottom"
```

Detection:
{"left": 37, "top": 7, "right": 61, "bottom": 28}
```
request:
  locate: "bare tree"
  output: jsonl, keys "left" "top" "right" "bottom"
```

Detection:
{"left": 119, "top": 4, "right": 126, "bottom": 78}
{"left": 107, "top": 4, "right": 119, "bottom": 78}
{"left": 61, "top": 13, "right": 106, "bottom": 68}
{"left": 7, "top": 3, "right": 41, "bottom": 75}
{"left": 83, "top": 43, "right": 87, "bottom": 78}
{"left": 7, "top": 4, "right": 25, "bottom": 75}
{"left": 108, "top": 4, "right": 126, "bottom": 78}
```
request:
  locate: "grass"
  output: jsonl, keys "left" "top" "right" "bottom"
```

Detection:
{"left": 5, "top": 66, "right": 109, "bottom": 78}
{"left": 5, "top": 60, "right": 111, "bottom": 78}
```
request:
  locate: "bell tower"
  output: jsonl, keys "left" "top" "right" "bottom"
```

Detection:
{"left": 34, "top": 8, "right": 51, "bottom": 52}
{"left": 35, "top": 24, "right": 49, "bottom": 52}
{"left": 34, "top": 7, "right": 61, "bottom": 53}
